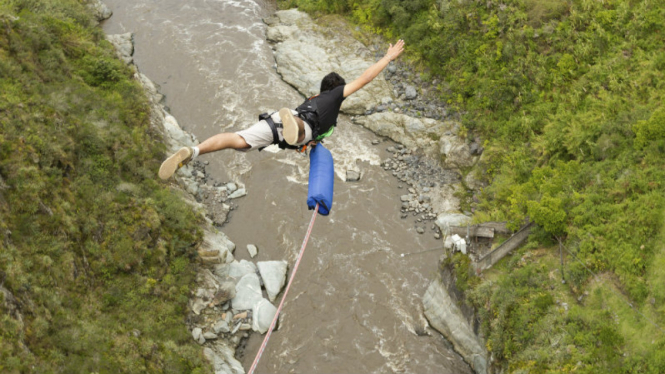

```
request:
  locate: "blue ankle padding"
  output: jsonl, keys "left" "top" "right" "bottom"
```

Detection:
{"left": 307, "top": 144, "right": 334, "bottom": 215}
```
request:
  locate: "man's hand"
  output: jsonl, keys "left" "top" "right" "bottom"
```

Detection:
{"left": 385, "top": 39, "right": 405, "bottom": 61}
{"left": 343, "top": 39, "right": 406, "bottom": 98}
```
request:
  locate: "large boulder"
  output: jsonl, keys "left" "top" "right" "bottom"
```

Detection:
{"left": 257, "top": 261, "right": 288, "bottom": 302}
{"left": 231, "top": 273, "right": 262, "bottom": 310}
{"left": 106, "top": 33, "right": 133, "bottom": 65}
{"left": 439, "top": 136, "right": 476, "bottom": 168}
{"left": 435, "top": 213, "right": 472, "bottom": 236}
{"left": 252, "top": 298, "right": 278, "bottom": 334}
{"left": 268, "top": 9, "right": 391, "bottom": 115}
{"left": 203, "top": 345, "right": 245, "bottom": 374}
{"left": 227, "top": 260, "right": 257, "bottom": 281}
{"left": 88, "top": 0, "right": 112, "bottom": 22}
{"left": 353, "top": 112, "right": 453, "bottom": 156}
{"left": 162, "top": 113, "right": 198, "bottom": 153}
{"left": 423, "top": 278, "right": 488, "bottom": 374}
{"left": 199, "top": 228, "right": 236, "bottom": 265}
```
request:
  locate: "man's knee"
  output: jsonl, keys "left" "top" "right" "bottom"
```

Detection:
{"left": 231, "top": 133, "right": 250, "bottom": 149}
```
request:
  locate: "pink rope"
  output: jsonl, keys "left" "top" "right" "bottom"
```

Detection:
{"left": 248, "top": 203, "right": 319, "bottom": 374}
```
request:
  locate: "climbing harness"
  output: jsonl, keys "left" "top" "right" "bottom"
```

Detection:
{"left": 295, "top": 94, "right": 337, "bottom": 141}
{"left": 257, "top": 112, "right": 301, "bottom": 152}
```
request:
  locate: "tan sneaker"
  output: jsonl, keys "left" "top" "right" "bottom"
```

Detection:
{"left": 279, "top": 108, "right": 299, "bottom": 145}
{"left": 159, "top": 147, "right": 193, "bottom": 180}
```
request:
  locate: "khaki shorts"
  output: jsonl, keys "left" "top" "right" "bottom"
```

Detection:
{"left": 236, "top": 111, "right": 312, "bottom": 151}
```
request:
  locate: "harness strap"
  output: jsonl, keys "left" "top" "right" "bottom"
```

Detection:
{"left": 258, "top": 113, "right": 301, "bottom": 152}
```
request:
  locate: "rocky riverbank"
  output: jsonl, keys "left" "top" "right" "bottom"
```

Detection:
{"left": 265, "top": 9, "right": 491, "bottom": 374}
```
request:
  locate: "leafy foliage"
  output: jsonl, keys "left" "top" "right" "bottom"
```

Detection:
{"left": 0, "top": 1, "right": 207, "bottom": 372}
{"left": 280, "top": 0, "right": 665, "bottom": 371}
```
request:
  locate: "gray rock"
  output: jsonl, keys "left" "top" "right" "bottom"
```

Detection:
{"left": 269, "top": 10, "right": 391, "bottom": 114}
{"left": 346, "top": 170, "right": 361, "bottom": 182}
{"left": 435, "top": 213, "right": 472, "bottom": 236}
{"left": 204, "top": 344, "right": 244, "bottom": 374}
{"left": 213, "top": 319, "right": 231, "bottom": 334}
{"left": 257, "top": 261, "right": 288, "bottom": 302}
{"left": 106, "top": 33, "right": 133, "bottom": 65}
{"left": 247, "top": 244, "right": 258, "bottom": 258}
{"left": 228, "top": 260, "right": 257, "bottom": 280}
{"left": 88, "top": 0, "right": 112, "bottom": 21}
{"left": 190, "top": 298, "right": 208, "bottom": 315}
{"left": 417, "top": 227, "right": 425, "bottom": 234}
{"left": 353, "top": 112, "right": 453, "bottom": 157}
{"left": 226, "top": 183, "right": 238, "bottom": 193}
{"left": 203, "top": 332, "right": 218, "bottom": 340}
{"left": 213, "top": 263, "right": 230, "bottom": 279}
{"left": 252, "top": 298, "right": 278, "bottom": 334}
{"left": 162, "top": 113, "right": 198, "bottom": 153}
{"left": 212, "top": 281, "right": 236, "bottom": 306}
{"left": 200, "top": 228, "right": 236, "bottom": 264}
{"left": 424, "top": 277, "right": 488, "bottom": 374}
{"left": 405, "top": 86, "right": 418, "bottom": 100}
{"left": 231, "top": 273, "right": 263, "bottom": 310}
{"left": 228, "top": 188, "right": 246, "bottom": 199}
{"left": 266, "top": 24, "right": 298, "bottom": 42}
{"left": 192, "top": 327, "right": 205, "bottom": 344}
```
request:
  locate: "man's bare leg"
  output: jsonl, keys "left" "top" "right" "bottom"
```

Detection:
{"left": 197, "top": 132, "right": 249, "bottom": 154}
{"left": 159, "top": 132, "right": 249, "bottom": 179}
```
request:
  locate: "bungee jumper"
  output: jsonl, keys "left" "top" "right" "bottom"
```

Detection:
{"left": 158, "top": 39, "right": 405, "bottom": 181}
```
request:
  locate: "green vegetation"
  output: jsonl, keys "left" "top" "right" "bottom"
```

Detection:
{"left": 279, "top": 0, "right": 665, "bottom": 371}
{"left": 0, "top": 0, "right": 207, "bottom": 372}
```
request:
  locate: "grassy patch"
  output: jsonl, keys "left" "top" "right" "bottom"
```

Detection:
{"left": 0, "top": 1, "right": 207, "bottom": 372}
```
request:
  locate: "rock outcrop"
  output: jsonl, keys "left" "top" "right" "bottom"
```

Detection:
{"left": 423, "top": 276, "right": 488, "bottom": 374}
{"left": 264, "top": 9, "right": 480, "bottom": 173}
{"left": 88, "top": 0, "right": 112, "bottom": 22}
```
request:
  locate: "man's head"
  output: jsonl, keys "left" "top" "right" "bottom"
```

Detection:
{"left": 320, "top": 72, "right": 346, "bottom": 93}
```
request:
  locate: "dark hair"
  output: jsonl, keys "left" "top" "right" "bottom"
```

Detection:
{"left": 320, "top": 72, "right": 346, "bottom": 93}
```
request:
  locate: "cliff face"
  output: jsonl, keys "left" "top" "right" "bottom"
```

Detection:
{"left": 423, "top": 269, "right": 489, "bottom": 374}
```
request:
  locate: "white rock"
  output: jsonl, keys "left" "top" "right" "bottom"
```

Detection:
{"left": 88, "top": 0, "right": 112, "bottom": 21}
{"left": 228, "top": 260, "right": 257, "bottom": 281}
{"left": 203, "top": 332, "right": 218, "bottom": 340}
{"left": 435, "top": 213, "right": 472, "bottom": 236}
{"left": 213, "top": 320, "right": 231, "bottom": 334}
{"left": 162, "top": 113, "right": 197, "bottom": 153}
{"left": 228, "top": 188, "right": 246, "bottom": 199}
{"left": 247, "top": 244, "right": 258, "bottom": 258}
{"left": 257, "top": 261, "right": 288, "bottom": 302}
{"left": 252, "top": 298, "right": 278, "bottom": 334}
{"left": 231, "top": 273, "right": 262, "bottom": 310}
{"left": 200, "top": 228, "right": 236, "bottom": 263}
{"left": 192, "top": 327, "right": 205, "bottom": 344}
{"left": 423, "top": 278, "right": 488, "bottom": 374}
{"left": 106, "top": 33, "right": 133, "bottom": 65}
{"left": 439, "top": 135, "right": 476, "bottom": 168}
{"left": 225, "top": 183, "right": 237, "bottom": 193}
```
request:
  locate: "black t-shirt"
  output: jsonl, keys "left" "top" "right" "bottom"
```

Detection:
{"left": 312, "top": 85, "right": 346, "bottom": 129}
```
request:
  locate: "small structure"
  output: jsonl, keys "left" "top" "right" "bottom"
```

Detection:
{"left": 447, "top": 221, "right": 533, "bottom": 275}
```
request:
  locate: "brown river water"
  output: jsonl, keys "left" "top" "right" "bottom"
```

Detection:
{"left": 102, "top": 1, "right": 472, "bottom": 373}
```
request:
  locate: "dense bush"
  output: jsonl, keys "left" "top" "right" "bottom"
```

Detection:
{"left": 280, "top": 0, "right": 665, "bottom": 371}
{"left": 0, "top": 1, "right": 207, "bottom": 372}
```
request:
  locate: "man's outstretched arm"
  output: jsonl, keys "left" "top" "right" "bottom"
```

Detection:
{"left": 343, "top": 39, "right": 405, "bottom": 98}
